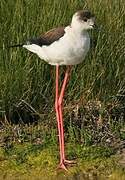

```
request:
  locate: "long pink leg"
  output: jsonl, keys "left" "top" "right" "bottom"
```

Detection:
{"left": 55, "top": 65, "right": 75, "bottom": 170}
{"left": 58, "top": 66, "right": 75, "bottom": 165}
{"left": 55, "top": 65, "right": 67, "bottom": 170}
{"left": 58, "top": 67, "right": 71, "bottom": 160}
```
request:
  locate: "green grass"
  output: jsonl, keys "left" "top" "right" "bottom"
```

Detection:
{"left": 0, "top": 142, "right": 125, "bottom": 180}
{"left": 0, "top": 0, "right": 125, "bottom": 179}
{"left": 0, "top": 121, "right": 125, "bottom": 179}
{"left": 0, "top": 0, "right": 125, "bottom": 119}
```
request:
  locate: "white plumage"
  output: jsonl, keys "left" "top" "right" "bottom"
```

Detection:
{"left": 23, "top": 11, "right": 95, "bottom": 65}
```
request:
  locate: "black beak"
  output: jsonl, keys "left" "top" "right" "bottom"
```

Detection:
{"left": 93, "top": 23, "right": 101, "bottom": 32}
{"left": 93, "top": 23, "right": 98, "bottom": 29}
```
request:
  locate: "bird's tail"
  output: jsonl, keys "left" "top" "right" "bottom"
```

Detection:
{"left": 0, "top": 44, "right": 24, "bottom": 49}
{"left": 8, "top": 44, "right": 24, "bottom": 48}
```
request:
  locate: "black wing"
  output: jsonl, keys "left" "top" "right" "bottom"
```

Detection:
{"left": 27, "top": 27, "right": 65, "bottom": 46}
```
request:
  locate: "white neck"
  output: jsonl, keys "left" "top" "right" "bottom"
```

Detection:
{"left": 71, "top": 15, "right": 87, "bottom": 34}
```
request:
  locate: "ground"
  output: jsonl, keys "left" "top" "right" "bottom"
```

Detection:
{"left": 0, "top": 142, "right": 125, "bottom": 180}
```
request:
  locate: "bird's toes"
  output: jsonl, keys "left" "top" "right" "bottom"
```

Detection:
{"left": 57, "top": 163, "right": 68, "bottom": 171}
{"left": 64, "top": 159, "right": 77, "bottom": 166}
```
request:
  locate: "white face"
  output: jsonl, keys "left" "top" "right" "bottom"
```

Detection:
{"left": 71, "top": 11, "right": 95, "bottom": 31}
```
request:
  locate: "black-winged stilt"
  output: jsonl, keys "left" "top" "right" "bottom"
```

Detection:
{"left": 10, "top": 10, "right": 95, "bottom": 170}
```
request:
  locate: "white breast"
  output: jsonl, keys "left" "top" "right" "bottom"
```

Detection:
{"left": 23, "top": 26, "right": 90, "bottom": 65}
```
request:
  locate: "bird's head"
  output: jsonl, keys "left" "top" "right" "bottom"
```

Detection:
{"left": 71, "top": 10, "right": 95, "bottom": 32}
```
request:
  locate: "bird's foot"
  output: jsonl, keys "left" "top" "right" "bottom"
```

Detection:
{"left": 57, "top": 159, "right": 76, "bottom": 171}
{"left": 64, "top": 159, "right": 76, "bottom": 166}
{"left": 58, "top": 162, "right": 68, "bottom": 171}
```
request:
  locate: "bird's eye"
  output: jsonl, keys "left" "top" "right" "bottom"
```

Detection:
{"left": 83, "top": 18, "right": 88, "bottom": 22}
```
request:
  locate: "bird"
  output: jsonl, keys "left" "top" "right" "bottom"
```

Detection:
{"left": 10, "top": 10, "right": 96, "bottom": 170}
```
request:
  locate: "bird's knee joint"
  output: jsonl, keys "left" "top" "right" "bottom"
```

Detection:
{"left": 55, "top": 99, "right": 62, "bottom": 110}
{"left": 58, "top": 99, "right": 62, "bottom": 107}
{"left": 55, "top": 100, "right": 59, "bottom": 110}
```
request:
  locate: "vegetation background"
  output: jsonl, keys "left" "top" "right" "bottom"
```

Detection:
{"left": 0, "top": 0, "right": 125, "bottom": 179}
